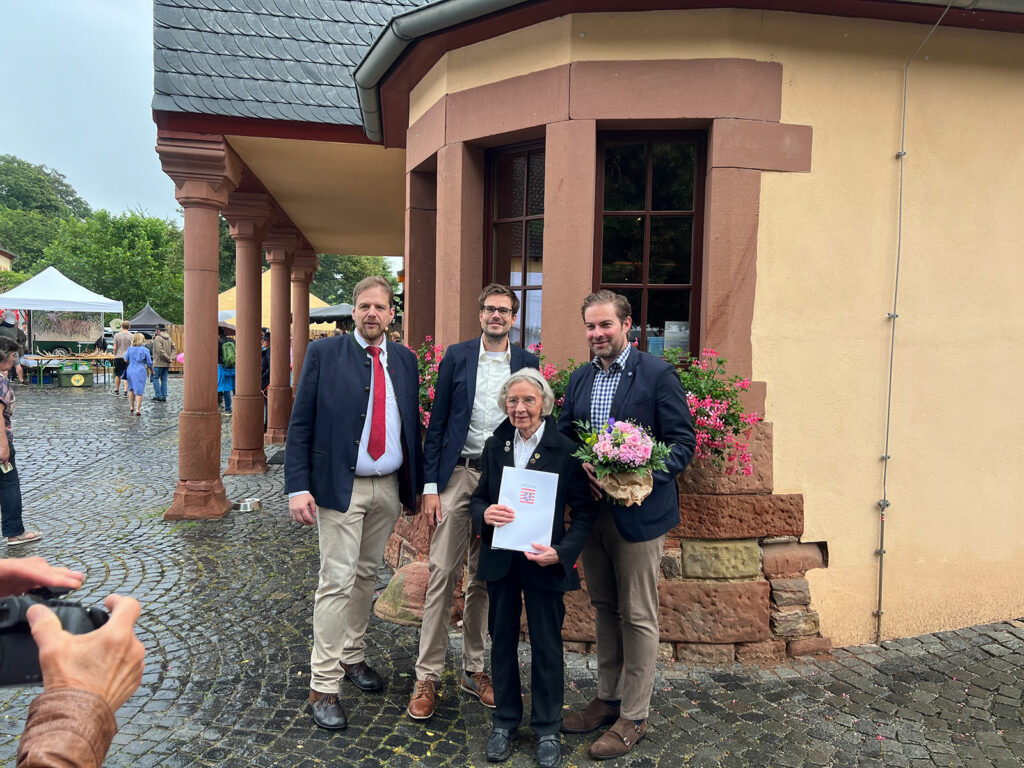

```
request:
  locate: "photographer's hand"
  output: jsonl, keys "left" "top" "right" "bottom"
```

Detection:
{"left": 28, "top": 595, "right": 145, "bottom": 711}
{"left": 0, "top": 556, "right": 83, "bottom": 597}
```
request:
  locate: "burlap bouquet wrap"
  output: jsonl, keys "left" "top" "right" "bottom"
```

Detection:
{"left": 598, "top": 471, "right": 654, "bottom": 507}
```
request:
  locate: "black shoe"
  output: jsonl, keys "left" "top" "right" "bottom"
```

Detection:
{"left": 308, "top": 690, "right": 347, "bottom": 730}
{"left": 537, "top": 735, "right": 561, "bottom": 768}
{"left": 341, "top": 660, "right": 384, "bottom": 692}
{"left": 486, "top": 728, "right": 514, "bottom": 762}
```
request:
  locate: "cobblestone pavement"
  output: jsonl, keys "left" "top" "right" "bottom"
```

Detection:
{"left": 0, "top": 382, "right": 1021, "bottom": 767}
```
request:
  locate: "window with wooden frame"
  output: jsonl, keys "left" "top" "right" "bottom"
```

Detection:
{"left": 485, "top": 141, "right": 545, "bottom": 350}
{"left": 595, "top": 133, "right": 706, "bottom": 356}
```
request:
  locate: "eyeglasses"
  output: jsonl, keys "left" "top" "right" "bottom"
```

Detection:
{"left": 506, "top": 396, "right": 538, "bottom": 408}
{"left": 481, "top": 305, "right": 513, "bottom": 317}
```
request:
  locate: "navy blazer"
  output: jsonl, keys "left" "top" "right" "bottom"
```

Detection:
{"left": 470, "top": 417, "right": 598, "bottom": 592}
{"left": 557, "top": 348, "right": 696, "bottom": 542}
{"left": 285, "top": 334, "right": 424, "bottom": 513}
{"left": 422, "top": 338, "right": 538, "bottom": 493}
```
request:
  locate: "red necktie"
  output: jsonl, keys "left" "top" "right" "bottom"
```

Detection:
{"left": 367, "top": 346, "right": 386, "bottom": 460}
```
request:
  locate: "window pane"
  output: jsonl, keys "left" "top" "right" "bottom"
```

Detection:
{"left": 603, "top": 143, "right": 646, "bottom": 211}
{"left": 613, "top": 288, "right": 643, "bottom": 347}
{"left": 493, "top": 221, "right": 524, "bottom": 286}
{"left": 526, "top": 150, "right": 545, "bottom": 216}
{"left": 646, "top": 290, "right": 690, "bottom": 356}
{"left": 651, "top": 142, "right": 695, "bottom": 211}
{"left": 494, "top": 154, "right": 525, "bottom": 219}
{"left": 648, "top": 217, "right": 692, "bottom": 284}
{"left": 602, "top": 216, "right": 643, "bottom": 284}
{"left": 521, "top": 289, "right": 542, "bottom": 351}
{"left": 526, "top": 219, "right": 543, "bottom": 286}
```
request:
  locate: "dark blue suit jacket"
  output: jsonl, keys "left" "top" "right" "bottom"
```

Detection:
{"left": 557, "top": 348, "right": 696, "bottom": 542}
{"left": 285, "top": 334, "right": 423, "bottom": 512}
{"left": 470, "top": 417, "right": 598, "bottom": 592}
{"left": 422, "top": 338, "right": 538, "bottom": 493}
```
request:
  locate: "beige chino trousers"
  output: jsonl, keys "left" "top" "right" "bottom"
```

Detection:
{"left": 414, "top": 465, "right": 489, "bottom": 681}
{"left": 581, "top": 507, "right": 665, "bottom": 721}
{"left": 311, "top": 474, "right": 401, "bottom": 694}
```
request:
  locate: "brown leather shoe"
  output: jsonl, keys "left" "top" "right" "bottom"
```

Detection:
{"left": 341, "top": 660, "right": 384, "bottom": 691}
{"left": 560, "top": 697, "right": 620, "bottom": 733}
{"left": 308, "top": 689, "right": 347, "bottom": 730}
{"left": 407, "top": 679, "right": 436, "bottom": 720}
{"left": 588, "top": 717, "right": 647, "bottom": 760}
{"left": 460, "top": 671, "right": 496, "bottom": 708}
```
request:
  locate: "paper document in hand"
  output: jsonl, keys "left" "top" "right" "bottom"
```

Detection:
{"left": 492, "top": 466, "right": 559, "bottom": 553}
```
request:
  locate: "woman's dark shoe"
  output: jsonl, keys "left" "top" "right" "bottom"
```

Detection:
{"left": 486, "top": 727, "right": 514, "bottom": 762}
{"left": 537, "top": 734, "right": 561, "bottom": 768}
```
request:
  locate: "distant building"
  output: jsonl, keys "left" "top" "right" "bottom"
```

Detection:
{"left": 0, "top": 247, "right": 17, "bottom": 271}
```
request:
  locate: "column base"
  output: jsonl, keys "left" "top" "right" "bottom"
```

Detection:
{"left": 265, "top": 428, "right": 287, "bottom": 445}
{"left": 225, "top": 448, "right": 268, "bottom": 475}
{"left": 164, "top": 478, "right": 232, "bottom": 520}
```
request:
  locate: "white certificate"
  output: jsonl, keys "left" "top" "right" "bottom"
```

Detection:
{"left": 491, "top": 466, "right": 559, "bottom": 553}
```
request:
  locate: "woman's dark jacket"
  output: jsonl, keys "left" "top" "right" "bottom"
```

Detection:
{"left": 470, "top": 416, "right": 599, "bottom": 592}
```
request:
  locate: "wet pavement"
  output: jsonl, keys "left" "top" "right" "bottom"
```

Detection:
{"left": 0, "top": 381, "right": 1021, "bottom": 767}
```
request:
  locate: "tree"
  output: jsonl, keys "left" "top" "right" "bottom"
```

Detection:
{"left": 0, "top": 207, "right": 62, "bottom": 271}
{"left": 311, "top": 254, "right": 398, "bottom": 306}
{"left": 43, "top": 211, "right": 185, "bottom": 322}
{"left": 0, "top": 271, "right": 31, "bottom": 293}
{"left": 0, "top": 155, "right": 91, "bottom": 220}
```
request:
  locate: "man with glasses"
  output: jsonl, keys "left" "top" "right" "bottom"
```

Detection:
{"left": 407, "top": 284, "right": 539, "bottom": 721}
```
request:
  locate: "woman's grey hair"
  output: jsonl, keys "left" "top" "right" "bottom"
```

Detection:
{"left": 497, "top": 368, "right": 555, "bottom": 417}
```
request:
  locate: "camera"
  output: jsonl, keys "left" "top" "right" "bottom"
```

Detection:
{"left": 0, "top": 587, "right": 109, "bottom": 686}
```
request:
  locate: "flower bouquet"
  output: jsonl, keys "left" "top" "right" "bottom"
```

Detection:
{"left": 572, "top": 419, "right": 673, "bottom": 506}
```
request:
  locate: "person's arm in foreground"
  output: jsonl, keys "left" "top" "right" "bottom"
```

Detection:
{"left": 17, "top": 594, "right": 145, "bottom": 768}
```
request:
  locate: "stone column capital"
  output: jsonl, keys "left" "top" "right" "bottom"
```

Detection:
{"left": 156, "top": 135, "right": 241, "bottom": 210}
{"left": 264, "top": 229, "right": 299, "bottom": 264}
{"left": 291, "top": 250, "right": 317, "bottom": 283}
{"left": 223, "top": 192, "right": 272, "bottom": 241}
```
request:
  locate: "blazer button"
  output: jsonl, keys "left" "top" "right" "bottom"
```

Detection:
{"left": 364, "top": 361, "right": 370, "bottom": 367}
{"left": 364, "top": 386, "right": 370, "bottom": 392}
{"left": 354, "top": 440, "right": 359, "bottom": 446}
{"left": 360, "top": 413, "right": 366, "bottom": 419}
{"left": 349, "top": 466, "right": 355, "bottom": 472}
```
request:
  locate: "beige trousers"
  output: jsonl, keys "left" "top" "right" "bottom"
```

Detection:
{"left": 581, "top": 507, "right": 665, "bottom": 720}
{"left": 311, "top": 474, "right": 400, "bottom": 694}
{"left": 414, "top": 465, "right": 488, "bottom": 681}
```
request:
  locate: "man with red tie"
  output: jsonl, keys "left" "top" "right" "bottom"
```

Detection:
{"left": 285, "top": 275, "right": 423, "bottom": 730}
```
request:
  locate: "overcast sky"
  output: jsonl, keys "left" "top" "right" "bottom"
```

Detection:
{"left": 0, "top": 1, "right": 180, "bottom": 221}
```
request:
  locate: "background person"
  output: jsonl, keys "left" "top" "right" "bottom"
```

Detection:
{"left": 0, "top": 556, "right": 146, "bottom": 768}
{"left": 0, "top": 311, "right": 25, "bottom": 384}
{"left": 0, "top": 337, "right": 41, "bottom": 546}
{"left": 217, "top": 329, "right": 235, "bottom": 414}
{"left": 110, "top": 322, "right": 132, "bottom": 396}
{"left": 285, "top": 276, "right": 423, "bottom": 731}
{"left": 557, "top": 291, "right": 696, "bottom": 760}
{"left": 408, "top": 284, "right": 538, "bottom": 720}
{"left": 150, "top": 324, "right": 175, "bottom": 402}
{"left": 470, "top": 368, "right": 598, "bottom": 768}
{"left": 123, "top": 334, "right": 152, "bottom": 417}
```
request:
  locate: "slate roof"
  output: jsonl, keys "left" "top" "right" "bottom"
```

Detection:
{"left": 153, "top": 0, "right": 433, "bottom": 126}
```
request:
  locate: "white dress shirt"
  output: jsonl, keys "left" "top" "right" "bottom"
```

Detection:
{"left": 353, "top": 331, "right": 404, "bottom": 476}
{"left": 513, "top": 420, "right": 545, "bottom": 469}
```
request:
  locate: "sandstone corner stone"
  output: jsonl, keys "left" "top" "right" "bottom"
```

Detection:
{"left": 736, "top": 639, "right": 786, "bottom": 663}
{"left": 681, "top": 539, "right": 760, "bottom": 579}
{"left": 770, "top": 578, "right": 811, "bottom": 607}
{"left": 675, "top": 642, "right": 736, "bottom": 665}
{"left": 787, "top": 636, "right": 832, "bottom": 657}
{"left": 771, "top": 608, "right": 820, "bottom": 638}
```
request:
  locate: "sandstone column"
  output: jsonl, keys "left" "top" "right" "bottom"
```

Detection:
{"left": 404, "top": 171, "right": 436, "bottom": 349}
{"left": 264, "top": 230, "right": 297, "bottom": 444}
{"left": 290, "top": 250, "right": 316, "bottom": 389}
{"left": 435, "top": 142, "right": 484, "bottom": 344}
{"left": 156, "top": 135, "right": 240, "bottom": 519}
{"left": 542, "top": 120, "right": 596, "bottom": 366}
{"left": 223, "top": 193, "right": 270, "bottom": 474}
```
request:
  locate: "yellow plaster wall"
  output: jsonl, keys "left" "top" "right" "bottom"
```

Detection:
{"left": 405, "top": 9, "right": 1024, "bottom": 646}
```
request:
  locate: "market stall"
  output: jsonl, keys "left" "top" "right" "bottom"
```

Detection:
{"left": 0, "top": 267, "right": 123, "bottom": 386}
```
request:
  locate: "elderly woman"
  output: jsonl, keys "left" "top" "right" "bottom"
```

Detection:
{"left": 123, "top": 333, "right": 153, "bottom": 416}
{"left": 0, "top": 337, "right": 42, "bottom": 545}
{"left": 470, "top": 368, "right": 598, "bottom": 768}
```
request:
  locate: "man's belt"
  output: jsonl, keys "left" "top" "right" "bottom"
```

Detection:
{"left": 459, "top": 456, "right": 482, "bottom": 471}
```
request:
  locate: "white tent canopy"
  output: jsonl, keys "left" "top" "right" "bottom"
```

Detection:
{"left": 0, "top": 266, "right": 123, "bottom": 313}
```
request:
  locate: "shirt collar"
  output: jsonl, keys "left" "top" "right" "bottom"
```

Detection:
{"left": 354, "top": 330, "right": 387, "bottom": 363}
{"left": 478, "top": 336, "right": 511, "bottom": 362}
{"left": 591, "top": 343, "right": 632, "bottom": 374}
{"left": 514, "top": 420, "right": 545, "bottom": 449}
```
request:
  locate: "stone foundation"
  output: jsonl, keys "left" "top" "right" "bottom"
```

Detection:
{"left": 381, "top": 421, "right": 832, "bottom": 661}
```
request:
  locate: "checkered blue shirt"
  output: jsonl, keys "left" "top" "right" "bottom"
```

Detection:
{"left": 590, "top": 344, "right": 633, "bottom": 429}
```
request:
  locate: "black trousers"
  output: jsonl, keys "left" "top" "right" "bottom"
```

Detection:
{"left": 488, "top": 567, "right": 566, "bottom": 737}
